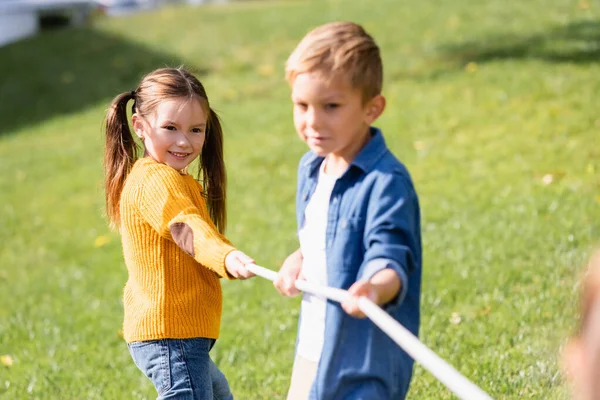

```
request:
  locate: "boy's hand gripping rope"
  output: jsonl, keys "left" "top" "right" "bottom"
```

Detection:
{"left": 245, "top": 264, "right": 493, "bottom": 400}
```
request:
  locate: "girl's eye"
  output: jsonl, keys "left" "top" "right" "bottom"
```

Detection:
{"left": 191, "top": 128, "right": 204, "bottom": 134}
{"left": 295, "top": 102, "right": 308, "bottom": 111}
{"left": 163, "top": 125, "right": 176, "bottom": 131}
{"left": 324, "top": 103, "right": 340, "bottom": 110}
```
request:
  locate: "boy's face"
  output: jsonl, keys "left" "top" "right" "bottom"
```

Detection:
{"left": 291, "top": 72, "right": 384, "bottom": 160}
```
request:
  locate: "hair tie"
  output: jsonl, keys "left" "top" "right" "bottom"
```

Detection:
{"left": 130, "top": 90, "right": 136, "bottom": 97}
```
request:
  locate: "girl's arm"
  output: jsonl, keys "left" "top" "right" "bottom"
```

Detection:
{"left": 135, "top": 163, "right": 241, "bottom": 278}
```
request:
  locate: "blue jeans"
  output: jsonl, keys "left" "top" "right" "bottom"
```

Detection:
{"left": 128, "top": 338, "right": 233, "bottom": 400}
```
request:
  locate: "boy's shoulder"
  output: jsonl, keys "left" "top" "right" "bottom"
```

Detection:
{"left": 296, "top": 128, "right": 417, "bottom": 192}
{"left": 298, "top": 150, "right": 322, "bottom": 169}
{"left": 296, "top": 150, "right": 323, "bottom": 181}
{"left": 356, "top": 128, "right": 416, "bottom": 188}
{"left": 364, "top": 151, "right": 418, "bottom": 204}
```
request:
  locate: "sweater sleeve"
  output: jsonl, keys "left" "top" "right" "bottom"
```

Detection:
{"left": 136, "top": 163, "right": 235, "bottom": 278}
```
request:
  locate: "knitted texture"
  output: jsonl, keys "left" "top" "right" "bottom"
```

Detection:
{"left": 119, "top": 157, "right": 235, "bottom": 343}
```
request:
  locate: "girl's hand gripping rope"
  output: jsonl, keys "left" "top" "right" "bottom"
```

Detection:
{"left": 225, "top": 250, "right": 256, "bottom": 280}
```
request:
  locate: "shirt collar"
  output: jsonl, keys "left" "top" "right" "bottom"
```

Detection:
{"left": 349, "top": 127, "right": 387, "bottom": 173}
{"left": 302, "top": 126, "right": 388, "bottom": 177}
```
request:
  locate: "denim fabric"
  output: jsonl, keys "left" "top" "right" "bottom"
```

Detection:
{"left": 295, "top": 127, "right": 422, "bottom": 400}
{"left": 128, "top": 338, "right": 233, "bottom": 400}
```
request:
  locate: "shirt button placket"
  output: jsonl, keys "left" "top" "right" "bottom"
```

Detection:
{"left": 327, "top": 195, "right": 339, "bottom": 248}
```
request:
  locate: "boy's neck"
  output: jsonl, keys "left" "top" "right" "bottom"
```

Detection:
{"left": 323, "top": 127, "right": 372, "bottom": 176}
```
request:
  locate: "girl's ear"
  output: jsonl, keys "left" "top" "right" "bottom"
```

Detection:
{"left": 364, "top": 94, "right": 386, "bottom": 125}
{"left": 131, "top": 114, "right": 145, "bottom": 140}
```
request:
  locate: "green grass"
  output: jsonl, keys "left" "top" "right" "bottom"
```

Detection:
{"left": 1, "top": 0, "right": 599, "bottom": 398}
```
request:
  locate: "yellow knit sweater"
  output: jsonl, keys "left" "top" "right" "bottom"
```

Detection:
{"left": 119, "top": 157, "right": 235, "bottom": 343}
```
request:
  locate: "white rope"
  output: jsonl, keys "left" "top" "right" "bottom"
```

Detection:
{"left": 246, "top": 264, "right": 493, "bottom": 400}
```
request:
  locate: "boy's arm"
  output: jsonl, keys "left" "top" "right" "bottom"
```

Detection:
{"left": 274, "top": 248, "right": 304, "bottom": 296}
{"left": 343, "top": 172, "right": 420, "bottom": 317}
{"left": 342, "top": 268, "right": 401, "bottom": 317}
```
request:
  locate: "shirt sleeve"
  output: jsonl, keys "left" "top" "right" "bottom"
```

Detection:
{"left": 358, "top": 171, "right": 420, "bottom": 310}
{"left": 135, "top": 163, "right": 236, "bottom": 279}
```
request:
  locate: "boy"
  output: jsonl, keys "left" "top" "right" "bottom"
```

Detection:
{"left": 274, "top": 21, "right": 422, "bottom": 400}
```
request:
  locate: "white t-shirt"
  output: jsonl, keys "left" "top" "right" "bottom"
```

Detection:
{"left": 296, "top": 161, "right": 338, "bottom": 362}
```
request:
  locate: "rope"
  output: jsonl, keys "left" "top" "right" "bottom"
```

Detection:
{"left": 246, "top": 264, "right": 493, "bottom": 400}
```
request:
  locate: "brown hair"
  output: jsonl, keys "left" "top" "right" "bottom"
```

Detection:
{"left": 285, "top": 21, "right": 383, "bottom": 102}
{"left": 103, "top": 67, "right": 227, "bottom": 233}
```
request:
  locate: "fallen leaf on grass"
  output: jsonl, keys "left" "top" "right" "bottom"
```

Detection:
{"left": 256, "top": 64, "right": 275, "bottom": 77}
{"left": 1, "top": 355, "right": 13, "bottom": 367}
{"left": 465, "top": 62, "right": 478, "bottom": 73}
{"left": 413, "top": 140, "right": 427, "bottom": 151}
{"left": 449, "top": 312, "right": 462, "bottom": 325}
{"left": 541, "top": 174, "right": 553, "bottom": 185}
{"left": 94, "top": 235, "right": 111, "bottom": 248}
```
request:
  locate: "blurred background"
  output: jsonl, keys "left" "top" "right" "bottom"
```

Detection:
{"left": 0, "top": 0, "right": 599, "bottom": 398}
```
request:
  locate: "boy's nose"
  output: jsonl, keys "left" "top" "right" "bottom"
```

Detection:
{"left": 306, "top": 107, "right": 320, "bottom": 129}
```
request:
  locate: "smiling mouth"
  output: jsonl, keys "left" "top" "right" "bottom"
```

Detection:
{"left": 169, "top": 151, "right": 191, "bottom": 159}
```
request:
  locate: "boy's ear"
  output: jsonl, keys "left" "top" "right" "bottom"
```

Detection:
{"left": 365, "top": 94, "right": 386, "bottom": 124}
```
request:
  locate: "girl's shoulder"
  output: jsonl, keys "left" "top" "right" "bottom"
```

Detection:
{"left": 132, "top": 158, "right": 183, "bottom": 181}
{"left": 125, "top": 158, "right": 189, "bottom": 195}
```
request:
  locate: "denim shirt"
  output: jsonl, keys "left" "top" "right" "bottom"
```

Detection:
{"left": 296, "top": 127, "right": 422, "bottom": 400}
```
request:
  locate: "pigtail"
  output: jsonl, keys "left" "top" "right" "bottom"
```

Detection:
{"left": 200, "top": 108, "right": 227, "bottom": 234}
{"left": 103, "top": 92, "right": 138, "bottom": 229}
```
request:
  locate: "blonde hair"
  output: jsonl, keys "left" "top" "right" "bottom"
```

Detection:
{"left": 103, "top": 67, "right": 228, "bottom": 233}
{"left": 285, "top": 21, "right": 383, "bottom": 102}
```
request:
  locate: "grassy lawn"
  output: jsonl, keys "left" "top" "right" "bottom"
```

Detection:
{"left": 1, "top": 0, "right": 599, "bottom": 398}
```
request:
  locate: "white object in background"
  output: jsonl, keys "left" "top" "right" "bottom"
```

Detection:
{"left": 186, "top": 0, "right": 230, "bottom": 4}
{"left": 0, "top": 1, "right": 96, "bottom": 47}
{"left": 0, "top": 10, "right": 37, "bottom": 47}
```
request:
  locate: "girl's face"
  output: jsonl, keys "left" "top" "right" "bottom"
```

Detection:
{"left": 132, "top": 97, "right": 207, "bottom": 172}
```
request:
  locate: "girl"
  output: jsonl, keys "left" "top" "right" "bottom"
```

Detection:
{"left": 563, "top": 249, "right": 600, "bottom": 400}
{"left": 104, "top": 67, "right": 254, "bottom": 400}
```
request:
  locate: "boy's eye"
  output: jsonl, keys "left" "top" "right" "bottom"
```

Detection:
{"left": 324, "top": 103, "right": 340, "bottom": 110}
{"left": 295, "top": 102, "right": 308, "bottom": 111}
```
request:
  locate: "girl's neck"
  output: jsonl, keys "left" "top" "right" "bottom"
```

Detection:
{"left": 143, "top": 152, "right": 189, "bottom": 175}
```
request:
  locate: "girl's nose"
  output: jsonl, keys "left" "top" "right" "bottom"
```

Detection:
{"left": 177, "top": 132, "right": 192, "bottom": 148}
